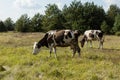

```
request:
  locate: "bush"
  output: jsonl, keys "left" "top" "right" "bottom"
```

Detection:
{"left": 115, "top": 32, "right": 120, "bottom": 36}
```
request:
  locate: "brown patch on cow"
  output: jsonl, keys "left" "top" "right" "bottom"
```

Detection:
{"left": 54, "top": 30, "right": 65, "bottom": 45}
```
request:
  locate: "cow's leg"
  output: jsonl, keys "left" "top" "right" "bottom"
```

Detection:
{"left": 72, "top": 48, "right": 76, "bottom": 57}
{"left": 99, "top": 40, "right": 103, "bottom": 49}
{"left": 76, "top": 45, "right": 81, "bottom": 57}
{"left": 90, "top": 40, "right": 92, "bottom": 48}
{"left": 98, "top": 41, "right": 100, "bottom": 49}
{"left": 86, "top": 40, "right": 89, "bottom": 48}
{"left": 49, "top": 46, "right": 52, "bottom": 57}
{"left": 101, "top": 41, "right": 103, "bottom": 49}
{"left": 49, "top": 43, "right": 55, "bottom": 57}
{"left": 53, "top": 47, "right": 57, "bottom": 58}
{"left": 100, "top": 43, "right": 103, "bottom": 49}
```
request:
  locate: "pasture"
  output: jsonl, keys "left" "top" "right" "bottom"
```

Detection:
{"left": 0, "top": 32, "right": 120, "bottom": 80}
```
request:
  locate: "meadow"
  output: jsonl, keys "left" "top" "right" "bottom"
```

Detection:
{"left": 0, "top": 32, "right": 120, "bottom": 80}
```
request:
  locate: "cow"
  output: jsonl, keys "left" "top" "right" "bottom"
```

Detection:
{"left": 80, "top": 30, "right": 104, "bottom": 49}
{"left": 32, "top": 30, "right": 81, "bottom": 58}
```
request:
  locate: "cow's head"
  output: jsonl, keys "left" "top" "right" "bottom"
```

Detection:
{"left": 32, "top": 42, "right": 41, "bottom": 55}
{"left": 74, "top": 30, "right": 81, "bottom": 38}
{"left": 32, "top": 33, "right": 49, "bottom": 55}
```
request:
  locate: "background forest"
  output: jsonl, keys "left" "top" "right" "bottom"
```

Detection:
{"left": 0, "top": 0, "right": 120, "bottom": 35}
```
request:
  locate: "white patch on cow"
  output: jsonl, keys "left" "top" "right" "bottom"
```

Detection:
{"left": 47, "top": 30, "right": 57, "bottom": 35}
{"left": 32, "top": 42, "right": 40, "bottom": 55}
{"left": 65, "top": 30, "right": 71, "bottom": 32}
{"left": 63, "top": 30, "right": 74, "bottom": 43}
{"left": 64, "top": 30, "right": 70, "bottom": 35}
{"left": 84, "top": 30, "right": 92, "bottom": 40}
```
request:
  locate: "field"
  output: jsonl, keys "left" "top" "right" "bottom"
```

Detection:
{"left": 0, "top": 32, "right": 120, "bottom": 80}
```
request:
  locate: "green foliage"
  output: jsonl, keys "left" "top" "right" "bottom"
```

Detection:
{"left": 101, "top": 21, "right": 109, "bottom": 34}
{"left": 63, "top": 1, "right": 105, "bottom": 33}
{"left": 4, "top": 17, "right": 14, "bottom": 31}
{"left": 31, "top": 13, "right": 43, "bottom": 32}
{"left": 112, "top": 14, "right": 120, "bottom": 33}
{"left": 15, "top": 14, "right": 32, "bottom": 32}
{"left": 0, "top": 21, "right": 7, "bottom": 32}
{"left": 42, "top": 4, "right": 65, "bottom": 31}
{"left": 83, "top": 2, "right": 105, "bottom": 30}
{"left": 106, "top": 4, "right": 120, "bottom": 34}
{"left": 63, "top": 0, "right": 84, "bottom": 30}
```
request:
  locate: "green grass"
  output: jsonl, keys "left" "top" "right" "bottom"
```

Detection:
{"left": 0, "top": 32, "right": 120, "bottom": 80}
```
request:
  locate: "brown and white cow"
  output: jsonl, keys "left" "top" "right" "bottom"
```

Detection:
{"left": 80, "top": 30, "right": 104, "bottom": 49}
{"left": 32, "top": 30, "right": 81, "bottom": 58}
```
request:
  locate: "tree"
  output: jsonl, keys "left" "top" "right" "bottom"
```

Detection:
{"left": 112, "top": 14, "right": 120, "bottom": 33}
{"left": 0, "top": 21, "right": 7, "bottom": 32}
{"left": 62, "top": 1, "right": 105, "bottom": 33}
{"left": 4, "top": 17, "right": 14, "bottom": 31}
{"left": 62, "top": 0, "right": 84, "bottom": 30}
{"left": 101, "top": 21, "right": 109, "bottom": 34}
{"left": 42, "top": 4, "right": 65, "bottom": 31}
{"left": 83, "top": 2, "right": 105, "bottom": 30}
{"left": 106, "top": 5, "right": 120, "bottom": 34}
{"left": 15, "top": 14, "right": 32, "bottom": 32}
{"left": 31, "top": 13, "right": 43, "bottom": 32}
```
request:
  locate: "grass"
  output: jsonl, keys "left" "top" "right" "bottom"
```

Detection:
{"left": 0, "top": 32, "right": 120, "bottom": 80}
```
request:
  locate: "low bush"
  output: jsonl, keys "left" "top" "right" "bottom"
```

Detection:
{"left": 115, "top": 32, "right": 120, "bottom": 36}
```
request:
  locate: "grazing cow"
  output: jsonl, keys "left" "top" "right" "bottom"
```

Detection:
{"left": 32, "top": 30, "right": 81, "bottom": 58}
{"left": 80, "top": 30, "right": 104, "bottom": 49}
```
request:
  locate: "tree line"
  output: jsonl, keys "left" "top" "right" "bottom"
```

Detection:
{"left": 0, "top": 0, "right": 120, "bottom": 34}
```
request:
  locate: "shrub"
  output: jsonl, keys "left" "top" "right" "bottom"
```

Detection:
{"left": 115, "top": 32, "right": 120, "bottom": 36}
